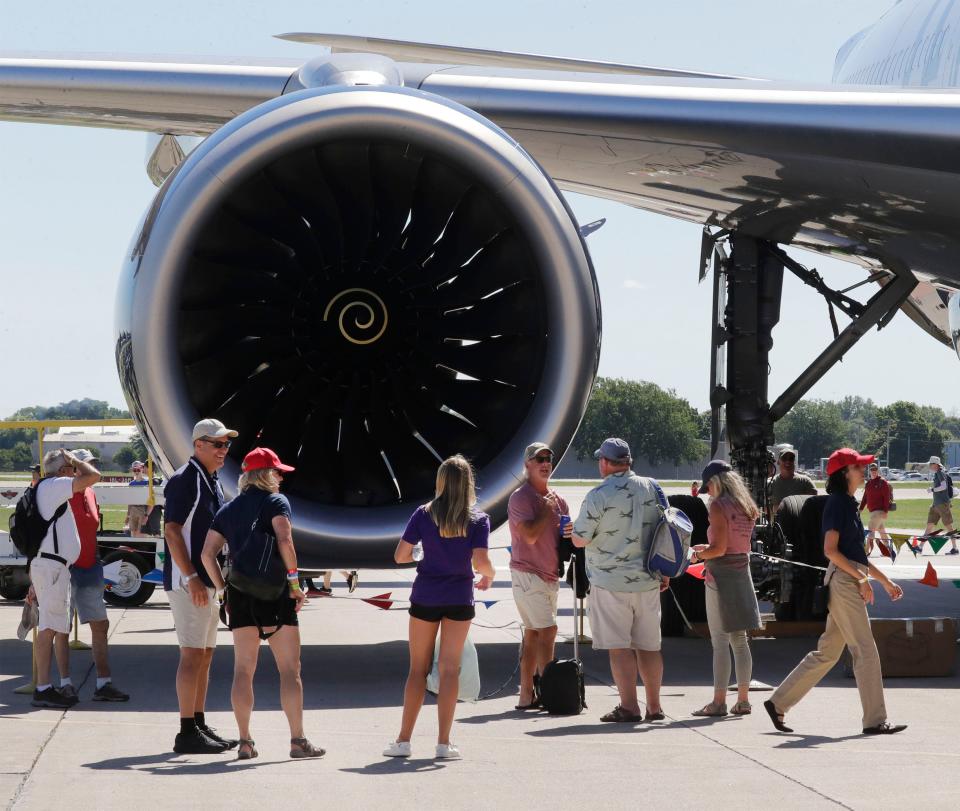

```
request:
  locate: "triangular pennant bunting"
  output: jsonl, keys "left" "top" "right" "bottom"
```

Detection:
{"left": 362, "top": 592, "right": 394, "bottom": 610}
{"left": 918, "top": 562, "right": 939, "bottom": 588}
{"left": 928, "top": 537, "right": 950, "bottom": 555}
{"left": 686, "top": 563, "right": 706, "bottom": 580}
{"left": 891, "top": 538, "right": 907, "bottom": 552}
{"left": 876, "top": 540, "right": 891, "bottom": 559}
{"left": 480, "top": 601, "right": 499, "bottom": 609}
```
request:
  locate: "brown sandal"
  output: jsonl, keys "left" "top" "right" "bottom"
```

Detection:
{"left": 237, "top": 739, "right": 257, "bottom": 760}
{"left": 600, "top": 705, "right": 642, "bottom": 723}
{"left": 290, "top": 737, "right": 326, "bottom": 759}
{"left": 731, "top": 701, "right": 752, "bottom": 716}
{"left": 692, "top": 702, "right": 728, "bottom": 717}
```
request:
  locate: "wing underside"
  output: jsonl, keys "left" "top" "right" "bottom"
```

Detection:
{"left": 1, "top": 52, "right": 958, "bottom": 342}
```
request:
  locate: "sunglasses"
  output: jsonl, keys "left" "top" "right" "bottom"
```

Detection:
{"left": 532, "top": 453, "right": 554, "bottom": 463}
{"left": 199, "top": 438, "right": 232, "bottom": 450}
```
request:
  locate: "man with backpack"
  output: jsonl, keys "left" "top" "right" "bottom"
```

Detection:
{"left": 571, "top": 438, "right": 669, "bottom": 723}
{"left": 925, "top": 456, "right": 958, "bottom": 555}
{"left": 162, "top": 418, "right": 239, "bottom": 754}
{"left": 28, "top": 449, "right": 100, "bottom": 708}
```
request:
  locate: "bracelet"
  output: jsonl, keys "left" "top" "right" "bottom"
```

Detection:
{"left": 289, "top": 581, "right": 302, "bottom": 591}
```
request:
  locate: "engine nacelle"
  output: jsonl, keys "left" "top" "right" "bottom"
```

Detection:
{"left": 116, "top": 85, "right": 600, "bottom": 566}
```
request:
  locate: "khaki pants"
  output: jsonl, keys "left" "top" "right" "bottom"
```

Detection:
{"left": 770, "top": 569, "right": 886, "bottom": 729}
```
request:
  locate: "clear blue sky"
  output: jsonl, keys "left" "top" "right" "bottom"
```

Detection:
{"left": 3, "top": 0, "right": 955, "bottom": 421}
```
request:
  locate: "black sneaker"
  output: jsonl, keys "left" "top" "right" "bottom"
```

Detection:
{"left": 32, "top": 687, "right": 75, "bottom": 709}
{"left": 93, "top": 683, "right": 130, "bottom": 702}
{"left": 200, "top": 724, "right": 238, "bottom": 750}
{"left": 863, "top": 721, "right": 907, "bottom": 735}
{"left": 173, "top": 728, "right": 229, "bottom": 754}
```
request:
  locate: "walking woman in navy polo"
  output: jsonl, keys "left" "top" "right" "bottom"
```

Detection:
{"left": 765, "top": 448, "right": 907, "bottom": 736}
{"left": 383, "top": 455, "right": 496, "bottom": 761}
{"left": 201, "top": 447, "right": 324, "bottom": 761}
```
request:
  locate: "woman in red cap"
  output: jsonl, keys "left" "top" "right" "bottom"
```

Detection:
{"left": 201, "top": 447, "right": 324, "bottom": 760}
{"left": 764, "top": 448, "right": 906, "bottom": 737}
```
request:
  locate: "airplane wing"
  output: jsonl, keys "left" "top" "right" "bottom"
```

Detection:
{"left": 3, "top": 50, "right": 958, "bottom": 346}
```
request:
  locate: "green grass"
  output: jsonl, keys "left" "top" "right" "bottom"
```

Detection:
{"left": 0, "top": 505, "right": 129, "bottom": 532}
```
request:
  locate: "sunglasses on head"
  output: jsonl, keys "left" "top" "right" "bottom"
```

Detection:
{"left": 532, "top": 453, "right": 554, "bottom": 463}
{"left": 199, "top": 438, "right": 232, "bottom": 450}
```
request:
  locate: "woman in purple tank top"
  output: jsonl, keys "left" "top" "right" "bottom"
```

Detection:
{"left": 690, "top": 460, "right": 762, "bottom": 718}
{"left": 384, "top": 455, "right": 495, "bottom": 761}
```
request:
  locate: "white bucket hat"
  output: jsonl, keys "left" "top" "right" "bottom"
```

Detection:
{"left": 927, "top": 456, "right": 942, "bottom": 467}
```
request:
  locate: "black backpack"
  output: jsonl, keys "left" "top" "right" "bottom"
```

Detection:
{"left": 8, "top": 480, "right": 67, "bottom": 561}
{"left": 538, "top": 562, "right": 586, "bottom": 715}
{"left": 946, "top": 473, "right": 955, "bottom": 500}
{"left": 226, "top": 493, "right": 287, "bottom": 601}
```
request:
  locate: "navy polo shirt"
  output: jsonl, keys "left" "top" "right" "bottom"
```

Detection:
{"left": 210, "top": 490, "right": 291, "bottom": 565}
{"left": 821, "top": 493, "right": 869, "bottom": 567}
{"left": 162, "top": 457, "right": 225, "bottom": 590}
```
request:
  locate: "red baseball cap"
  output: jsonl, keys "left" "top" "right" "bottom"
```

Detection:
{"left": 826, "top": 448, "right": 875, "bottom": 476}
{"left": 242, "top": 447, "right": 295, "bottom": 473}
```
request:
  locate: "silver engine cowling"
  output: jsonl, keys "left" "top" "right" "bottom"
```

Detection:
{"left": 116, "top": 85, "right": 600, "bottom": 567}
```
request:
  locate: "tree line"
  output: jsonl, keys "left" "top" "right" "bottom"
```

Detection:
{"left": 0, "top": 399, "right": 144, "bottom": 471}
{"left": 1, "top": 392, "right": 956, "bottom": 473}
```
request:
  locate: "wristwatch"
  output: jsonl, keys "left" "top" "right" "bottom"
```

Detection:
{"left": 182, "top": 573, "right": 198, "bottom": 585}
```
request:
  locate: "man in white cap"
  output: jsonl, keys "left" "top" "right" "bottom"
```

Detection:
{"left": 925, "top": 456, "right": 958, "bottom": 554}
{"left": 163, "top": 418, "right": 238, "bottom": 753}
{"left": 30, "top": 449, "right": 100, "bottom": 708}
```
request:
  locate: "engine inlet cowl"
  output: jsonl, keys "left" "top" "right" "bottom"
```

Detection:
{"left": 116, "top": 85, "right": 600, "bottom": 567}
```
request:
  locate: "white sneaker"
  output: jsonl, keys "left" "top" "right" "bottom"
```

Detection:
{"left": 435, "top": 743, "right": 462, "bottom": 760}
{"left": 382, "top": 740, "right": 411, "bottom": 758}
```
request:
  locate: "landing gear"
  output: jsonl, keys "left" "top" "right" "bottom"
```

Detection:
{"left": 704, "top": 232, "right": 916, "bottom": 615}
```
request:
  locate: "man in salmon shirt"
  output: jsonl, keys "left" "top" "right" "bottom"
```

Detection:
{"left": 67, "top": 449, "right": 129, "bottom": 702}
{"left": 508, "top": 442, "right": 571, "bottom": 710}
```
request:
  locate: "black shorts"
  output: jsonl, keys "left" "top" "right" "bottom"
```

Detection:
{"left": 408, "top": 602, "right": 475, "bottom": 622}
{"left": 225, "top": 585, "right": 298, "bottom": 632}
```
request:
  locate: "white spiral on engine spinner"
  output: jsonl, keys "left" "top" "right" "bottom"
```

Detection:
{"left": 322, "top": 288, "right": 389, "bottom": 346}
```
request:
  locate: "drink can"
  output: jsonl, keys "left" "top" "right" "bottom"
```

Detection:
{"left": 559, "top": 515, "right": 571, "bottom": 537}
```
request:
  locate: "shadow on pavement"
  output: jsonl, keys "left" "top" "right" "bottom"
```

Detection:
{"left": 81, "top": 751, "right": 261, "bottom": 775}
{"left": 340, "top": 759, "right": 447, "bottom": 775}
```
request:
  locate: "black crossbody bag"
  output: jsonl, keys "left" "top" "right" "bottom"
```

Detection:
{"left": 226, "top": 494, "right": 288, "bottom": 601}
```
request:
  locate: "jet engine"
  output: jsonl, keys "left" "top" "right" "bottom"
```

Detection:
{"left": 116, "top": 85, "right": 600, "bottom": 566}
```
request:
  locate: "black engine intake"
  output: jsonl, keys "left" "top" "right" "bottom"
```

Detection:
{"left": 116, "top": 85, "right": 600, "bottom": 566}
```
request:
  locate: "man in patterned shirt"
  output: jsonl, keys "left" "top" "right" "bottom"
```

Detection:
{"left": 572, "top": 438, "right": 668, "bottom": 723}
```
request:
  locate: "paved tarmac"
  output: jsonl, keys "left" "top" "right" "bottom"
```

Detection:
{"left": 1, "top": 487, "right": 958, "bottom": 810}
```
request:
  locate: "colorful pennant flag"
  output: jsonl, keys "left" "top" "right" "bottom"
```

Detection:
{"left": 928, "top": 537, "right": 950, "bottom": 555}
{"left": 918, "top": 562, "right": 939, "bottom": 588}
{"left": 876, "top": 540, "right": 891, "bottom": 559}
{"left": 891, "top": 537, "right": 907, "bottom": 552}
{"left": 480, "top": 601, "right": 499, "bottom": 609}
{"left": 686, "top": 563, "right": 706, "bottom": 580}
{"left": 952, "top": 580, "right": 960, "bottom": 589}
{"left": 362, "top": 592, "right": 394, "bottom": 610}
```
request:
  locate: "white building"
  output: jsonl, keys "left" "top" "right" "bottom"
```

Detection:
{"left": 32, "top": 426, "right": 138, "bottom": 466}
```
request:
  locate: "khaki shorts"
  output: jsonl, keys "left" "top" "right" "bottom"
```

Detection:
{"left": 927, "top": 503, "right": 954, "bottom": 527}
{"left": 588, "top": 586, "right": 661, "bottom": 651}
{"left": 511, "top": 569, "right": 559, "bottom": 630}
{"left": 30, "top": 558, "right": 72, "bottom": 634}
{"left": 167, "top": 587, "right": 219, "bottom": 649}
{"left": 867, "top": 510, "right": 887, "bottom": 531}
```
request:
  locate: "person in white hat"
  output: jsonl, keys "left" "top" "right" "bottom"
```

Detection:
{"left": 925, "top": 456, "right": 958, "bottom": 554}
{"left": 163, "top": 418, "right": 239, "bottom": 754}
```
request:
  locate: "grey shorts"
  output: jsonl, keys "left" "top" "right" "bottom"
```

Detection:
{"left": 71, "top": 579, "right": 108, "bottom": 624}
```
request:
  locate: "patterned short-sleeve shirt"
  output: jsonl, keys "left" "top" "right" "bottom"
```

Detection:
{"left": 573, "top": 470, "right": 661, "bottom": 592}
